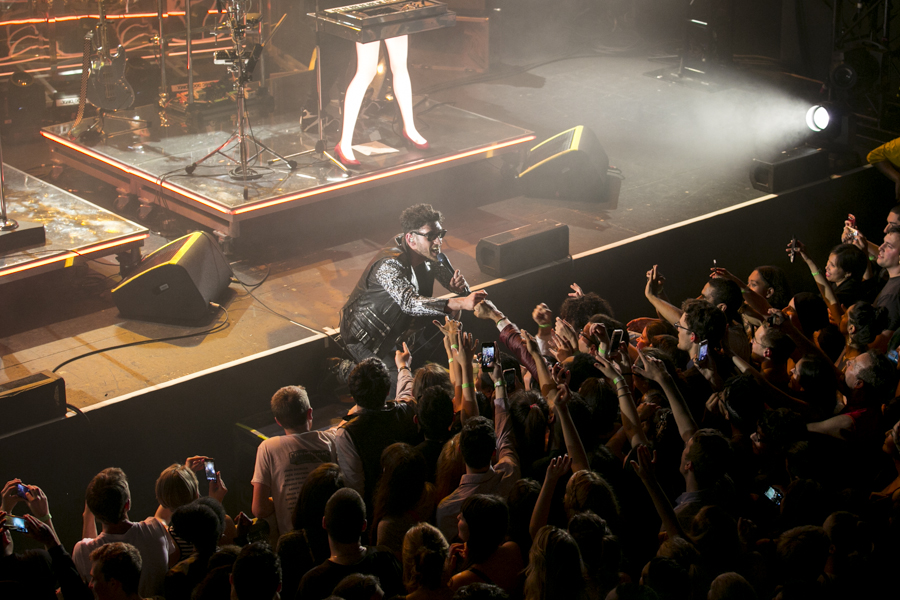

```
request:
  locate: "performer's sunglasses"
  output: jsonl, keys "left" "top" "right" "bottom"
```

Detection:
{"left": 410, "top": 229, "right": 447, "bottom": 242}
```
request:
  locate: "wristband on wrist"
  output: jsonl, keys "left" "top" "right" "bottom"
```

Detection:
{"left": 461, "top": 382, "right": 472, "bottom": 389}
{"left": 741, "top": 288, "right": 749, "bottom": 294}
{"left": 494, "top": 380, "right": 505, "bottom": 388}
{"left": 447, "top": 358, "right": 454, "bottom": 364}
{"left": 810, "top": 271, "right": 820, "bottom": 277}
{"left": 599, "top": 348, "right": 607, "bottom": 356}
{"left": 538, "top": 323, "right": 552, "bottom": 328}
{"left": 869, "top": 255, "right": 877, "bottom": 261}
{"left": 612, "top": 376, "right": 624, "bottom": 386}
{"left": 398, "top": 366, "right": 411, "bottom": 372}
{"left": 37, "top": 513, "right": 52, "bottom": 522}
{"left": 451, "top": 344, "right": 459, "bottom": 350}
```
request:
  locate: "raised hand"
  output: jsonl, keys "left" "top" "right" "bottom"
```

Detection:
{"left": 433, "top": 316, "right": 461, "bottom": 339}
{"left": 209, "top": 472, "right": 227, "bottom": 503}
{"left": 395, "top": 342, "right": 412, "bottom": 370}
{"left": 593, "top": 354, "right": 622, "bottom": 382}
{"left": 185, "top": 456, "right": 209, "bottom": 473}
{"left": 520, "top": 329, "right": 540, "bottom": 356}
{"left": 710, "top": 267, "right": 743, "bottom": 285}
{"left": 550, "top": 331, "right": 576, "bottom": 362}
{"left": 1, "top": 479, "right": 24, "bottom": 513}
{"left": 633, "top": 350, "right": 669, "bottom": 384}
{"left": 555, "top": 317, "right": 579, "bottom": 349}
{"left": 23, "top": 485, "right": 49, "bottom": 519}
{"left": 629, "top": 444, "right": 657, "bottom": 481}
{"left": 545, "top": 454, "right": 573, "bottom": 482}
{"left": 460, "top": 290, "right": 489, "bottom": 311}
{"left": 785, "top": 238, "right": 808, "bottom": 261}
{"left": 22, "top": 514, "right": 59, "bottom": 548}
{"left": 645, "top": 264, "right": 665, "bottom": 297}
{"left": 458, "top": 331, "right": 480, "bottom": 365}
{"left": 532, "top": 303, "right": 554, "bottom": 327}
{"left": 568, "top": 283, "right": 585, "bottom": 298}
{"left": 474, "top": 299, "right": 504, "bottom": 322}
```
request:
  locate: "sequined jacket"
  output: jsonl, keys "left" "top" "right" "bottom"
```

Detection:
{"left": 340, "top": 234, "right": 452, "bottom": 356}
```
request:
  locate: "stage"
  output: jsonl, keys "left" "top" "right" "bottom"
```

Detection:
{"left": 42, "top": 99, "right": 535, "bottom": 239}
{"left": 0, "top": 164, "right": 148, "bottom": 284}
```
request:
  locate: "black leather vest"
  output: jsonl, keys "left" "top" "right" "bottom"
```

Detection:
{"left": 340, "top": 236, "right": 436, "bottom": 356}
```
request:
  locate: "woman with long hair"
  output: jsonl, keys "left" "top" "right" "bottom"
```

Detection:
{"left": 372, "top": 443, "right": 435, "bottom": 556}
{"left": 447, "top": 494, "right": 523, "bottom": 594}
{"left": 523, "top": 525, "right": 588, "bottom": 600}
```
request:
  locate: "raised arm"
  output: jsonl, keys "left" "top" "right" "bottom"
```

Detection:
{"left": 790, "top": 239, "right": 840, "bottom": 315}
{"left": 549, "top": 373, "right": 590, "bottom": 473}
{"left": 457, "top": 330, "right": 480, "bottom": 423}
{"left": 711, "top": 267, "right": 774, "bottom": 316}
{"left": 644, "top": 264, "right": 683, "bottom": 325}
{"left": 434, "top": 318, "right": 463, "bottom": 410}
{"left": 529, "top": 455, "right": 572, "bottom": 539}
{"left": 630, "top": 445, "right": 687, "bottom": 540}
{"left": 634, "top": 351, "right": 697, "bottom": 443}
{"left": 595, "top": 355, "right": 650, "bottom": 448}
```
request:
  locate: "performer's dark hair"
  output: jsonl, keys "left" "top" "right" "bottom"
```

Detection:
{"left": 401, "top": 203, "right": 444, "bottom": 233}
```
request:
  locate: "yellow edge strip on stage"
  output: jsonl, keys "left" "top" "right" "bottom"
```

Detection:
{"left": 0, "top": 233, "right": 148, "bottom": 278}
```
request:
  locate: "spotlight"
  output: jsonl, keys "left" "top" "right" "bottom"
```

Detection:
{"left": 806, "top": 105, "right": 831, "bottom": 132}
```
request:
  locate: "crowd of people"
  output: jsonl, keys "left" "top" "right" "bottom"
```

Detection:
{"left": 5, "top": 203, "right": 900, "bottom": 600}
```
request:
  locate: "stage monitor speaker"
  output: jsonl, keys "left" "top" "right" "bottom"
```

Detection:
{"left": 750, "top": 147, "right": 828, "bottom": 193}
{"left": 476, "top": 220, "right": 569, "bottom": 277}
{"left": 112, "top": 231, "right": 232, "bottom": 324}
{"left": 0, "top": 371, "right": 66, "bottom": 437}
{"left": 517, "top": 126, "right": 609, "bottom": 203}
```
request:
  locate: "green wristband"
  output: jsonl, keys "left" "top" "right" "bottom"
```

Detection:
{"left": 461, "top": 382, "right": 472, "bottom": 389}
{"left": 448, "top": 358, "right": 454, "bottom": 363}
{"left": 494, "top": 380, "right": 505, "bottom": 388}
{"left": 538, "top": 323, "right": 552, "bottom": 328}
{"left": 451, "top": 344, "right": 459, "bottom": 350}
{"left": 810, "top": 271, "right": 820, "bottom": 277}
{"left": 612, "top": 376, "right": 624, "bottom": 386}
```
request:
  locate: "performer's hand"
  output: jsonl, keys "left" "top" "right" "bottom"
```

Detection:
{"left": 395, "top": 342, "right": 412, "bottom": 370}
{"left": 449, "top": 269, "right": 469, "bottom": 295}
{"left": 460, "top": 290, "right": 488, "bottom": 311}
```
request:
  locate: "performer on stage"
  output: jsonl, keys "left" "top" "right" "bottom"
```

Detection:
{"left": 340, "top": 203, "right": 487, "bottom": 369}
{"left": 334, "top": 35, "right": 430, "bottom": 166}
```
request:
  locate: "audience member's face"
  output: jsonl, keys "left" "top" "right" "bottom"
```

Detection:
{"left": 843, "top": 352, "right": 871, "bottom": 390}
{"left": 457, "top": 513, "right": 470, "bottom": 542}
{"left": 825, "top": 254, "right": 847, "bottom": 284}
{"left": 884, "top": 210, "right": 900, "bottom": 234}
{"left": 750, "top": 326, "right": 769, "bottom": 363}
{"left": 676, "top": 314, "right": 693, "bottom": 352}
{"left": 406, "top": 221, "right": 444, "bottom": 262}
{"left": 89, "top": 564, "right": 112, "bottom": 600}
{"left": 876, "top": 232, "right": 900, "bottom": 270}
{"left": 679, "top": 436, "right": 695, "bottom": 477}
{"left": 747, "top": 270, "right": 772, "bottom": 300}
{"left": 883, "top": 419, "right": 900, "bottom": 457}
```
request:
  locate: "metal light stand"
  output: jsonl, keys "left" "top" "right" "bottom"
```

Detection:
{"left": 184, "top": 0, "right": 297, "bottom": 181}
{"left": 270, "top": 0, "right": 348, "bottom": 173}
{"left": 0, "top": 131, "right": 16, "bottom": 232}
{"left": 156, "top": 0, "right": 169, "bottom": 126}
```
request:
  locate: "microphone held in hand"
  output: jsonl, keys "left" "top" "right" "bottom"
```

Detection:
{"left": 437, "top": 252, "right": 470, "bottom": 294}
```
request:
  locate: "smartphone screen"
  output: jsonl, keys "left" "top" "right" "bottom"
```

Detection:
{"left": 5, "top": 515, "right": 27, "bottom": 533}
{"left": 764, "top": 486, "right": 782, "bottom": 506}
{"left": 609, "top": 329, "right": 624, "bottom": 353}
{"left": 204, "top": 460, "right": 217, "bottom": 482}
{"left": 15, "top": 483, "right": 27, "bottom": 498}
{"left": 698, "top": 340, "right": 709, "bottom": 362}
{"left": 503, "top": 368, "right": 516, "bottom": 393}
{"left": 481, "top": 342, "right": 496, "bottom": 368}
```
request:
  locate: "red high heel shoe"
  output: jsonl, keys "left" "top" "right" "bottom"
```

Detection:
{"left": 334, "top": 144, "right": 360, "bottom": 167}
{"left": 403, "top": 130, "right": 430, "bottom": 150}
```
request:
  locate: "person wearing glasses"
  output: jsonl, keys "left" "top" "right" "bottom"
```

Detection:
{"left": 340, "top": 203, "right": 487, "bottom": 379}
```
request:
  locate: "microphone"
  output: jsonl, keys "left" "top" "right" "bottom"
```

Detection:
{"left": 437, "top": 252, "right": 469, "bottom": 295}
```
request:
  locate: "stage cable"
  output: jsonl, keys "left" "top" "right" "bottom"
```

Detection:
{"left": 50, "top": 304, "right": 230, "bottom": 373}
{"left": 236, "top": 279, "right": 329, "bottom": 337}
